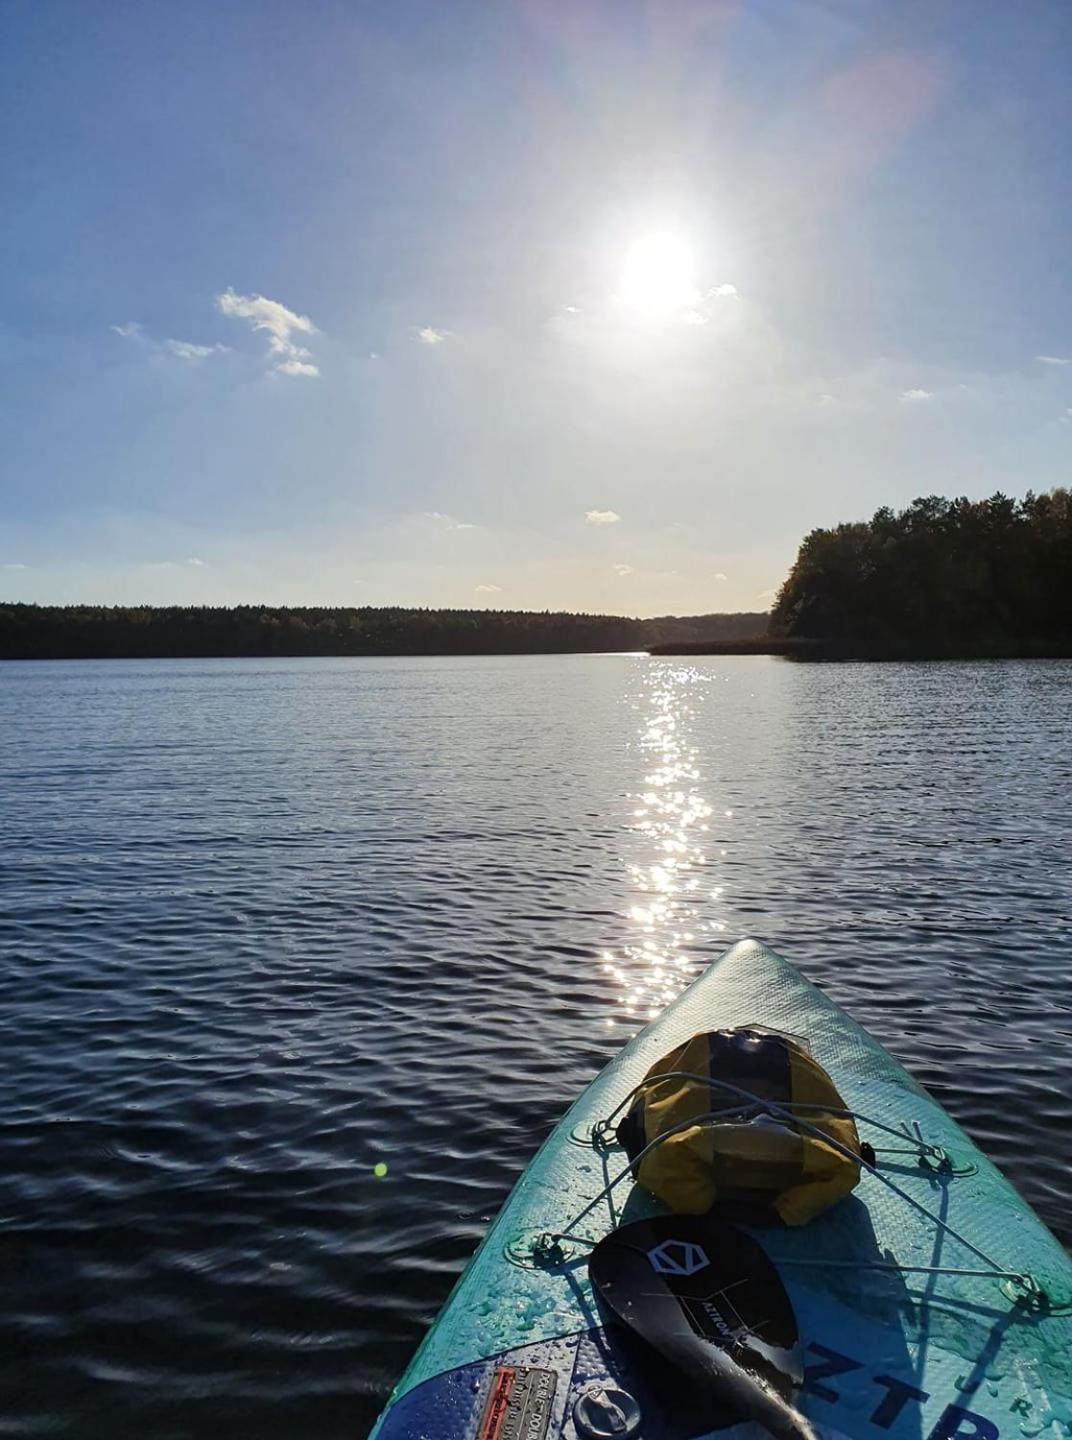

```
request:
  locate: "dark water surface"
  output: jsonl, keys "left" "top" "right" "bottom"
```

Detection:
{"left": 2, "top": 655, "right": 1070, "bottom": 1439}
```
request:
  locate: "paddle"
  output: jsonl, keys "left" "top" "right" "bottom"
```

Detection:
{"left": 589, "top": 1215, "right": 817, "bottom": 1440}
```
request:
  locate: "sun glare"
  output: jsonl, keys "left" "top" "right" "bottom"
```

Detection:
{"left": 619, "top": 232, "right": 699, "bottom": 315}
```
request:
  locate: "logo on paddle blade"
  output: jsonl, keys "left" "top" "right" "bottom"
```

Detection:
{"left": 647, "top": 1240, "right": 710, "bottom": 1276}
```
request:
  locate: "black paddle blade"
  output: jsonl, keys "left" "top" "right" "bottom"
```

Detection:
{"left": 589, "top": 1215, "right": 817, "bottom": 1440}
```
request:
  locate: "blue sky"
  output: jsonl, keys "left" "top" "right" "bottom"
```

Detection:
{"left": 2, "top": 0, "right": 1070, "bottom": 615}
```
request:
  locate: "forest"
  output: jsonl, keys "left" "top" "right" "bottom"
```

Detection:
{"left": 0, "top": 604, "right": 766, "bottom": 660}
{"left": 5, "top": 489, "right": 1070, "bottom": 661}
{"left": 771, "top": 489, "right": 1072, "bottom": 659}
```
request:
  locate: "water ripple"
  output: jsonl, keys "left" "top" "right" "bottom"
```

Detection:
{"left": 0, "top": 654, "right": 1069, "bottom": 1439}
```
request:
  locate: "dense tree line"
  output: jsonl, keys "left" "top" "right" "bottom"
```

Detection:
{"left": 15, "top": 488, "right": 1068, "bottom": 663}
{"left": 644, "top": 611, "right": 766, "bottom": 645}
{"left": 771, "top": 490, "right": 1072, "bottom": 658}
{"left": 0, "top": 604, "right": 768, "bottom": 660}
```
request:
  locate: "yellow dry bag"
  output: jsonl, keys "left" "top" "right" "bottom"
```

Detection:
{"left": 616, "top": 1026, "right": 863, "bottom": 1226}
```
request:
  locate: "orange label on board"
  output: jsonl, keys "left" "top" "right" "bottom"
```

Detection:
{"left": 476, "top": 1367, "right": 556, "bottom": 1440}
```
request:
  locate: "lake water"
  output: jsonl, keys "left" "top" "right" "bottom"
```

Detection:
{"left": 2, "top": 655, "right": 1070, "bottom": 1439}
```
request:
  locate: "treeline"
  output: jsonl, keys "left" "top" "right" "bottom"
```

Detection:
{"left": 15, "top": 490, "right": 1068, "bottom": 664}
{"left": 644, "top": 611, "right": 768, "bottom": 646}
{"left": 0, "top": 604, "right": 768, "bottom": 660}
{"left": 771, "top": 489, "right": 1072, "bottom": 658}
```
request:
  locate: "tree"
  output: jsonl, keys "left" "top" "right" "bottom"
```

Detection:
{"left": 769, "top": 490, "right": 1072, "bottom": 658}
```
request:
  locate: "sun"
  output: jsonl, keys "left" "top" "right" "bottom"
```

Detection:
{"left": 618, "top": 231, "right": 699, "bottom": 315}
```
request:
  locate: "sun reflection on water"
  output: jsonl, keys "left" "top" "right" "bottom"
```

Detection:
{"left": 603, "top": 663, "right": 730, "bottom": 1026}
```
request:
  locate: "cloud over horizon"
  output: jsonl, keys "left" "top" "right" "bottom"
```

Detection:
{"left": 585, "top": 509, "right": 621, "bottom": 525}
{"left": 423, "top": 511, "right": 475, "bottom": 531}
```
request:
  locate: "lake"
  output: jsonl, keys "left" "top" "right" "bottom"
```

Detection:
{"left": 2, "top": 654, "right": 1070, "bottom": 1440}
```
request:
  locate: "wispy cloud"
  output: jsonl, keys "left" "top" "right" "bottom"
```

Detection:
{"left": 112, "top": 321, "right": 226, "bottom": 363}
{"left": 475, "top": 583, "right": 502, "bottom": 594}
{"left": 679, "top": 283, "right": 739, "bottom": 327}
{"left": 900, "top": 388, "right": 932, "bottom": 402}
{"left": 714, "top": 572, "right": 729, "bottom": 582}
{"left": 274, "top": 359, "right": 319, "bottom": 377}
{"left": 165, "top": 339, "right": 227, "bottom": 362}
{"left": 611, "top": 563, "right": 635, "bottom": 576}
{"left": 423, "top": 511, "right": 475, "bottom": 531}
{"left": 2, "top": 562, "right": 28, "bottom": 570}
{"left": 1036, "top": 355, "right": 1071, "bottom": 366}
{"left": 186, "top": 557, "right": 207, "bottom": 567}
{"left": 585, "top": 509, "right": 621, "bottom": 525}
{"left": 417, "top": 326, "right": 448, "bottom": 345}
{"left": 216, "top": 288, "right": 319, "bottom": 377}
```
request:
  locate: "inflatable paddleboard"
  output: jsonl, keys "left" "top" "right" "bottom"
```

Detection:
{"left": 370, "top": 940, "right": 1072, "bottom": 1440}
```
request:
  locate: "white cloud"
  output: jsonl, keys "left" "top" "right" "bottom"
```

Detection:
{"left": 216, "top": 287, "right": 319, "bottom": 377}
{"left": 216, "top": 288, "right": 315, "bottom": 349}
{"left": 417, "top": 326, "right": 448, "bottom": 345}
{"left": 678, "top": 282, "right": 738, "bottom": 327}
{"left": 585, "top": 509, "right": 621, "bottom": 525}
{"left": 186, "top": 557, "right": 207, "bottom": 567}
{"left": 1036, "top": 355, "right": 1071, "bottom": 366}
{"left": 2, "top": 562, "right": 28, "bottom": 570}
{"left": 475, "top": 583, "right": 503, "bottom": 594}
{"left": 900, "top": 388, "right": 933, "bottom": 403}
{"left": 165, "top": 339, "right": 227, "bottom": 362}
{"left": 423, "top": 511, "right": 475, "bottom": 531}
{"left": 274, "top": 358, "right": 319, "bottom": 378}
{"left": 817, "top": 393, "right": 836, "bottom": 406}
{"left": 756, "top": 587, "right": 779, "bottom": 604}
{"left": 611, "top": 563, "right": 635, "bottom": 576}
{"left": 714, "top": 572, "right": 729, "bottom": 582}
{"left": 113, "top": 322, "right": 226, "bottom": 364}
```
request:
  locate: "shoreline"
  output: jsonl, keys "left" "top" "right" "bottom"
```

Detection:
{"left": 650, "top": 640, "right": 1072, "bottom": 660}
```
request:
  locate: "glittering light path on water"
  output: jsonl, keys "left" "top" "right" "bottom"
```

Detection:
{"left": 603, "top": 663, "right": 731, "bottom": 1025}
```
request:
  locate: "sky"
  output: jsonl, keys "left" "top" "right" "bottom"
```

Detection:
{"left": 2, "top": 0, "right": 1071, "bottom": 617}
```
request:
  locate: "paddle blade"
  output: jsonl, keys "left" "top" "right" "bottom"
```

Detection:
{"left": 589, "top": 1215, "right": 816, "bottom": 1440}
